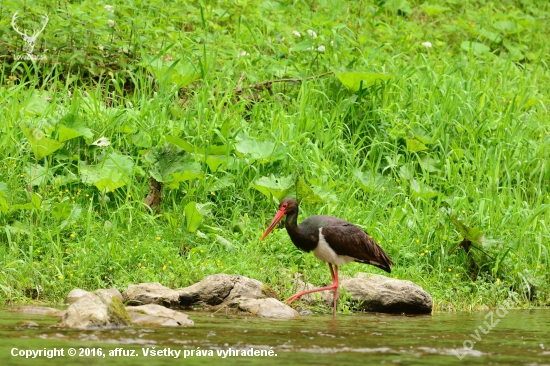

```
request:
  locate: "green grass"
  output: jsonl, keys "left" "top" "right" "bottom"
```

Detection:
{"left": 0, "top": 0, "right": 549, "bottom": 312}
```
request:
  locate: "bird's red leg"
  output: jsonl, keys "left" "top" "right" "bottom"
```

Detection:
{"left": 285, "top": 263, "right": 340, "bottom": 317}
{"left": 332, "top": 265, "right": 339, "bottom": 318}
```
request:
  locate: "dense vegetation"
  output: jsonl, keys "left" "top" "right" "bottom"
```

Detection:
{"left": 0, "top": 0, "right": 548, "bottom": 312}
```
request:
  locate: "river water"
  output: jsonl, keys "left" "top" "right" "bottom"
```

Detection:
{"left": 1, "top": 307, "right": 549, "bottom": 365}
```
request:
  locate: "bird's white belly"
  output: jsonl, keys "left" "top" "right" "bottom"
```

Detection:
{"left": 313, "top": 229, "right": 355, "bottom": 265}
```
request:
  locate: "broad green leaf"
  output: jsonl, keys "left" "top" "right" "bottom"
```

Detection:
{"left": 208, "top": 175, "right": 235, "bottom": 192}
{"left": 10, "top": 202, "right": 34, "bottom": 211}
{"left": 250, "top": 175, "right": 293, "bottom": 201}
{"left": 399, "top": 165, "right": 414, "bottom": 181}
{"left": 55, "top": 202, "right": 82, "bottom": 230}
{"left": 0, "top": 182, "right": 8, "bottom": 214}
{"left": 0, "top": 196, "right": 8, "bottom": 215}
{"left": 215, "top": 234, "right": 237, "bottom": 251}
{"left": 479, "top": 29, "right": 502, "bottom": 43}
{"left": 170, "top": 162, "right": 203, "bottom": 185}
{"left": 166, "top": 136, "right": 194, "bottom": 152}
{"left": 383, "top": 0, "right": 412, "bottom": 14}
{"left": 205, "top": 155, "right": 227, "bottom": 172}
{"left": 144, "top": 145, "right": 202, "bottom": 187}
{"left": 144, "top": 145, "right": 182, "bottom": 182}
{"left": 6, "top": 221, "right": 31, "bottom": 235}
{"left": 493, "top": 20, "right": 522, "bottom": 33}
{"left": 23, "top": 93, "right": 49, "bottom": 116}
{"left": 291, "top": 40, "right": 314, "bottom": 52}
{"left": 410, "top": 179, "right": 439, "bottom": 199}
{"left": 0, "top": 182, "right": 7, "bottom": 197}
{"left": 406, "top": 138, "right": 428, "bottom": 153}
{"left": 419, "top": 156, "right": 441, "bottom": 173}
{"left": 53, "top": 170, "right": 80, "bottom": 186}
{"left": 57, "top": 113, "right": 94, "bottom": 142}
{"left": 21, "top": 126, "right": 63, "bottom": 160}
{"left": 460, "top": 41, "right": 491, "bottom": 56}
{"left": 296, "top": 176, "right": 324, "bottom": 204}
{"left": 521, "top": 98, "right": 541, "bottom": 109}
{"left": 52, "top": 201, "right": 74, "bottom": 221}
{"left": 9, "top": 193, "right": 42, "bottom": 212}
{"left": 354, "top": 170, "right": 393, "bottom": 193}
{"left": 235, "top": 135, "right": 288, "bottom": 162}
{"left": 450, "top": 216, "right": 485, "bottom": 245}
{"left": 334, "top": 72, "right": 393, "bottom": 92}
{"left": 24, "top": 163, "right": 51, "bottom": 186}
{"left": 80, "top": 152, "right": 134, "bottom": 191}
{"left": 145, "top": 58, "right": 200, "bottom": 89}
{"left": 451, "top": 146, "right": 464, "bottom": 161}
{"left": 132, "top": 131, "right": 152, "bottom": 148}
{"left": 118, "top": 124, "right": 137, "bottom": 134}
{"left": 503, "top": 41, "right": 526, "bottom": 61}
{"left": 185, "top": 201, "right": 203, "bottom": 232}
{"left": 165, "top": 136, "right": 228, "bottom": 156}
{"left": 420, "top": 3, "right": 450, "bottom": 16}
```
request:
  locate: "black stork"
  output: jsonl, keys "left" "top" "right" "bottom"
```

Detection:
{"left": 261, "top": 197, "right": 393, "bottom": 317}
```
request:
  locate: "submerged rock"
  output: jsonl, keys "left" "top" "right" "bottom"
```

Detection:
{"left": 17, "top": 320, "right": 39, "bottom": 327}
{"left": 127, "top": 304, "right": 194, "bottom": 327}
{"left": 178, "top": 274, "right": 267, "bottom": 307}
{"left": 238, "top": 298, "right": 299, "bottom": 318}
{"left": 10, "top": 306, "right": 65, "bottom": 318}
{"left": 60, "top": 290, "right": 132, "bottom": 329}
{"left": 123, "top": 282, "right": 180, "bottom": 307}
{"left": 341, "top": 274, "right": 433, "bottom": 314}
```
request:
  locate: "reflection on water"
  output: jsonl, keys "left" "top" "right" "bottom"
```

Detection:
{"left": 1, "top": 307, "right": 549, "bottom": 365}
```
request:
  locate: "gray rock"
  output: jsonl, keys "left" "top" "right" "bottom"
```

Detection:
{"left": 65, "top": 288, "right": 123, "bottom": 305}
{"left": 17, "top": 320, "right": 39, "bottom": 327}
{"left": 290, "top": 279, "right": 333, "bottom": 305}
{"left": 60, "top": 290, "right": 132, "bottom": 329}
{"left": 126, "top": 304, "right": 194, "bottom": 327}
{"left": 238, "top": 298, "right": 299, "bottom": 318}
{"left": 64, "top": 289, "right": 91, "bottom": 304}
{"left": 95, "top": 288, "right": 123, "bottom": 302}
{"left": 341, "top": 274, "right": 433, "bottom": 314}
{"left": 178, "top": 274, "right": 266, "bottom": 307}
{"left": 123, "top": 282, "right": 180, "bottom": 307}
{"left": 10, "top": 306, "right": 65, "bottom": 318}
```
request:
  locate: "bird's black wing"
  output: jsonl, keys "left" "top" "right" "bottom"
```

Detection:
{"left": 321, "top": 223, "right": 393, "bottom": 273}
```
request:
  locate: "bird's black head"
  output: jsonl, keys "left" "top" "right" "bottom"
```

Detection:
{"left": 279, "top": 197, "right": 298, "bottom": 215}
{"left": 261, "top": 197, "right": 299, "bottom": 241}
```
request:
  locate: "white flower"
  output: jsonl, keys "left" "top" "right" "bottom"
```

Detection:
{"left": 104, "top": 5, "right": 114, "bottom": 12}
{"left": 421, "top": 41, "right": 432, "bottom": 48}
{"left": 98, "top": 45, "right": 105, "bottom": 51}
{"left": 238, "top": 51, "right": 250, "bottom": 57}
{"left": 108, "top": 19, "right": 116, "bottom": 27}
{"left": 292, "top": 30, "right": 301, "bottom": 37}
{"left": 330, "top": 40, "right": 334, "bottom": 46}
{"left": 317, "top": 45, "right": 325, "bottom": 52}
{"left": 307, "top": 29, "right": 317, "bottom": 38}
{"left": 92, "top": 137, "right": 111, "bottom": 147}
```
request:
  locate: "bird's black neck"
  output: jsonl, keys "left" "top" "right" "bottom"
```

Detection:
{"left": 285, "top": 209, "right": 316, "bottom": 252}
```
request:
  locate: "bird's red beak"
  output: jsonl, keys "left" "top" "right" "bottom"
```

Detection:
{"left": 261, "top": 207, "right": 286, "bottom": 241}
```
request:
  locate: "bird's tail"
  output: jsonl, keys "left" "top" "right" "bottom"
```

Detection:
{"left": 361, "top": 242, "right": 394, "bottom": 273}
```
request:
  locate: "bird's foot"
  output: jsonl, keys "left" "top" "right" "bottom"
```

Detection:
{"left": 284, "top": 294, "right": 303, "bottom": 304}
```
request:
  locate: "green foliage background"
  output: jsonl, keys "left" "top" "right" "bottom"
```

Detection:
{"left": 0, "top": 0, "right": 549, "bottom": 311}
